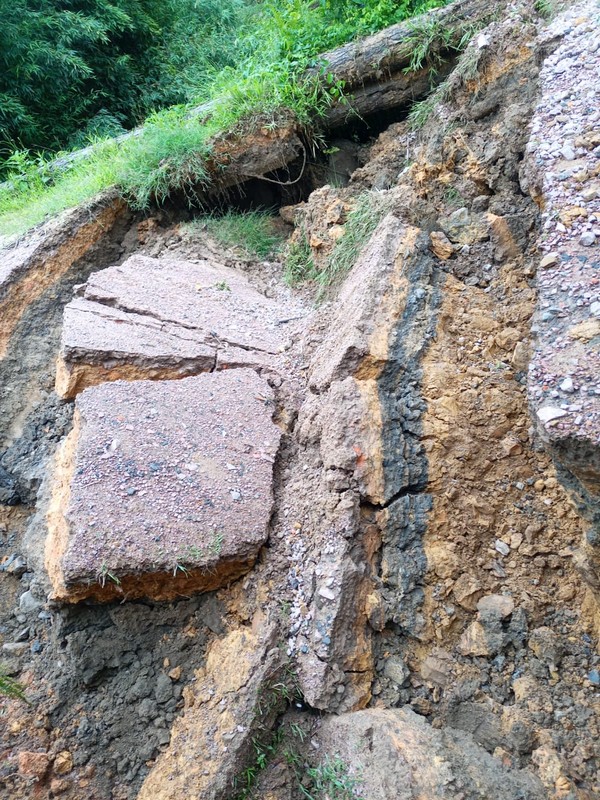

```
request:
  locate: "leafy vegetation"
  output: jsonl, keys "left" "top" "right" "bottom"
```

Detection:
{"left": 285, "top": 190, "right": 392, "bottom": 291}
{"left": 0, "top": 0, "right": 252, "bottom": 156}
{"left": 0, "top": 0, "right": 456, "bottom": 238}
{"left": 190, "top": 210, "right": 286, "bottom": 259}
{"left": 299, "top": 756, "right": 364, "bottom": 800}
{"left": 0, "top": 667, "right": 28, "bottom": 704}
{"left": 284, "top": 234, "right": 317, "bottom": 285}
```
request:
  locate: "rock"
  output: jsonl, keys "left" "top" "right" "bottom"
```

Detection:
{"left": 494, "top": 539, "right": 510, "bottom": 556}
{"left": 17, "top": 751, "right": 50, "bottom": 779}
{"left": 452, "top": 573, "right": 483, "bottom": 611}
{"left": 420, "top": 652, "right": 452, "bottom": 686}
{"left": 50, "top": 778, "right": 71, "bottom": 795}
{"left": 536, "top": 406, "right": 568, "bottom": 423}
{"left": 477, "top": 594, "right": 514, "bottom": 619}
{"left": 169, "top": 666, "right": 182, "bottom": 681}
{"left": 53, "top": 750, "right": 73, "bottom": 776}
{"left": 528, "top": 627, "right": 563, "bottom": 668}
{"left": 55, "top": 254, "right": 289, "bottom": 399}
{"left": 560, "top": 377, "right": 574, "bottom": 393}
{"left": 511, "top": 341, "right": 529, "bottom": 371}
{"left": 2, "top": 642, "right": 28, "bottom": 656}
{"left": 588, "top": 669, "right": 600, "bottom": 686}
{"left": 45, "top": 370, "right": 281, "bottom": 603}
{"left": 579, "top": 231, "right": 596, "bottom": 247}
{"left": 459, "top": 620, "right": 496, "bottom": 657}
{"left": 317, "top": 586, "right": 336, "bottom": 601}
{"left": 383, "top": 656, "right": 409, "bottom": 686}
{"left": 155, "top": 674, "right": 173, "bottom": 704}
{"left": 0, "top": 553, "right": 27, "bottom": 576}
{"left": 138, "top": 624, "right": 284, "bottom": 800}
{"left": 312, "top": 707, "right": 545, "bottom": 799}
{"left": 430, "top": 231, "right": 454, "bottom": 260}
{"left": 440, "top": 207, "right": 488, "bottom": 245}
{"left": 18, "top": 590, "right": 42, "bottom": 614}
{"left": 539, "top": 253, "right": 559, "bottom": 269}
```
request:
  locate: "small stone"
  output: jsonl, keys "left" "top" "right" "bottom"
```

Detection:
{"left": 528, "top": 627, "right": 563, "bottom": 668}
{"left": 383, "top": 656, "right": 409, "bottom": 687}
{"left": 50, "top": 779, "right": 70, "bottom": 795}
{"left": 318, "top": 586, "right": 335, "bottom": 601}
{"left": 168, "top": 666, "right": 182, "bottom": 681}
{"left": 53, "top": 751, "right": 73, "bottom": 776}
{"left": 452, "top": 574, "right": 483, "bottom": 611}
{"left": 19, "top": 590, "right": 42, "bottom": 614}
{"left": 420, "top": 653, "right": 452, "bottom": 686}
{"left": 560, "top": 377, "right": 574, "bottom": 393}
{"left": 18, "top": 751, "right": 50, "bottom": 778}
{"left": 459, "top": 621, "right": 493, "bottom": 657}
{"left": 590, "top": 301, "right": 600, "bottom": 316}
{"left": 495, "top": 539, "right": 510, "bottom": 556}
{"left": 579, "top": 231, "right": 596, "bottom": 247}
{"left": 155, "top": 673, "right": 173, "bottom": 704}
{"left": 539, "top": 253, "right": 560, "bottom": 269}
{"left": 430, "top": 231, "right": 454, "bottom": 260}
{"left": 2, "top": 642, "right": 28, "bottom": 656}
{"left": 477, "top": 594, "right": 514, "bottom": 619}
{"left": 537, "top": 406, "right": 568, "bottom": 423}
{"left": 588, "top": 669, "right": 600, "bottom": 686}
{"left": 0, "top": 554, "right": 27, "bottom": 576}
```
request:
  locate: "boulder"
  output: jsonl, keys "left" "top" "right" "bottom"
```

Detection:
{"left": 312, "top": 707, "right": 545, "bottom": 799}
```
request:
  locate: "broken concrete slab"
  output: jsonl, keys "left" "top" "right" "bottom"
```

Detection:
{"left": 56, "top": 254, "right": 287, "bottom": 398}
{"left": 46, "top": 369, "right": 281, "bottom": 602}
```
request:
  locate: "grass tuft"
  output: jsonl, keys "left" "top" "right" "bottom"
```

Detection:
{"left": 284, "top": 233, "right": 316, "bottom": 285}
{"left": 190, "top": 210, "right": 285, "bottom": 259}
{"left": 323, "top": 191, "right": 392, "bottom": 287}
{"left": 0, "top": 668, "right": 29, "bottom": 704}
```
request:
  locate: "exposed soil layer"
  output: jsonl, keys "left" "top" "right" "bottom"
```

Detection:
{"left": 0, "top": 3, "right": 599, "bottom": 800}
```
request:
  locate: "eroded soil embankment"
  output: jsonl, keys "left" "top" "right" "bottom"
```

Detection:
{"left": 1, "top": 2, "right": 599, "bottom": 799}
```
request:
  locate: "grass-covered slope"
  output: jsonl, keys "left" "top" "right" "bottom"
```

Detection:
{"left": 0, "top": 0, "right": 452, "bottom": 239}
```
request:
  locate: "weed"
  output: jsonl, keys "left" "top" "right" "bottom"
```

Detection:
{"left": 300, "top": 756, "right": 364, "bottom": 800}
{"left": 172, "top": 562, "right": 190, "bottom": 578}
{"left": 443, "top": 185, "right": 464, "bottom": 206}
{"left": 321, "top": 191, "right": 392, "bottom": 289}
{"left": 193, "top": 210, "right": 284, "bottom": 259}
{"left": 408, "top": 30, "right": 486, "bottom": 130}
{"left": 0, "top": 668, "right": 29, "bottom": 704}
{"left": 534, "top": 0, "right": 554, "bottom": 18}
{"left": 214, "top": 281, "right": 231, "bottom": 291}
{"left": 210, "top": 531, "right": 224, "bottom": 556}
{"left": 96, "top": 562, "right": 121, "bottom": 588}
{"left": 284, "top": 232, "right": 316, "bottom": 285}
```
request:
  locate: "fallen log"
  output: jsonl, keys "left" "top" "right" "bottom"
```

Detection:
{"left": 9, "top": 0, "right": 504, "bottom": 206}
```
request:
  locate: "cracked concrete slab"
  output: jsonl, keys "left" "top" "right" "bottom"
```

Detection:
{"left": 46, "top": 369, "right": 281, "bottom": 602}
{"left": 56, "top": 254, "right": 287, "bottom": 398}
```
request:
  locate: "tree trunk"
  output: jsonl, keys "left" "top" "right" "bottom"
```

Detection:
{"left": 47, "top": 0, "right": 500, "bottom": 186}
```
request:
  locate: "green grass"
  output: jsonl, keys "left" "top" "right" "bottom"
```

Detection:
{"left": 408, "top": 28, "right": 486, "bottom": 129}
{"left": 0, "top": 668, "right": 29, "bottom": 704}
{"left": 322, "top": 191, "right": 393, "bottom": 287}
{"left": 284, "top": 233, "right": 316, "bottom": 285}
{"left": 300, "top": 756, "right": 364, "bottom": 800}
{"left": 0, "top": 0, "right": 455, "bottom": 239}
{"left": 190, "top": 210, "right": 285, "bottom": 259}
{"left": 284, "top": 191, "right": 392, "bottom": 291}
